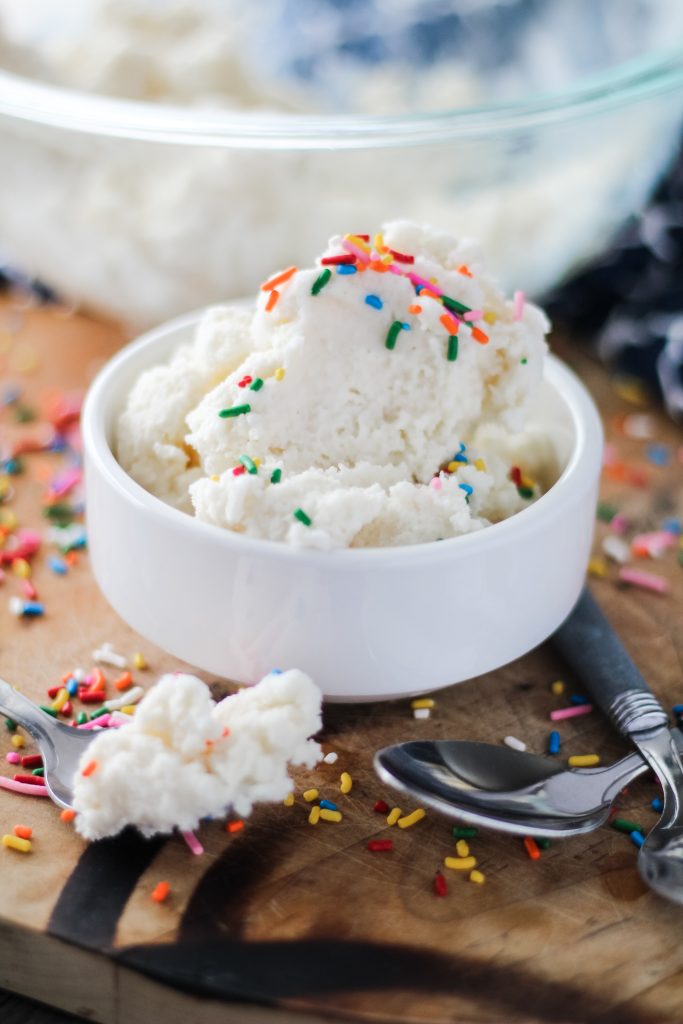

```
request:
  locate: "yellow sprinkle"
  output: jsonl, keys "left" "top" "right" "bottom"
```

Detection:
{"left": 474, "top": 458, "right": 487, "bottom": 472}
{"left": 283, "top": 792, "right": 294, "bottom": 807}
{"left": 410, "top": 698, "right": 435, "bottom": 710}
{"left": 274, "top": 368, "right": 285, "bottom": 381}
{"left": 0, "top": 507, "right": 17, "bottom": 529}
{"left": 568, "top": 754, "right": 600, "bottom": 768}
{"left": 11, "top": 735, "right": 24, "bottom": 749}
{"left": 2, "top": 834, "right": 31, "bottom": 853}
{"left": 483, "top": 311, "right": 498, "bottom": 325}
{"left": 345, "top": 233, "right": 371, "bottom": 253}
{"left": 456, "top": 839, "right": 470, "bottom": 857}
{"left": 120, "top": 705, "right": 137, "bottom": 715}
{"left": 210, "top": 474, "right": 220, "bottom": 482}
{"left": 588, "top": 558, "right": 607, "bottom": 578}
{"left": 132, "top": 652, "right": 147, "bottom": 670}
{"left": 551, "top": 680, "right": 565, "bottom": 695}
{"left": 397, "top": 808, "right": 426, "bottom": 829}
{"left": 339, "top": 772, "right": 352, "bottom": 794}
{"left": 447, "top": 461, "right": 458, "bottom": 473}
{"left": 469, "top": 870, "right": 485, "bottom": 885}
{"left": 613, "top": 375, "right": 648, "bottom": 406}
{"left": 386, "top": 807, "right": 402, "bottom": 826}
{"left": 51, "top": 688, "right": 69, "bottom": 712}
{"left": 308, "top": 806, "right": 321, "bottom": 825}
{"left": 302, "top": 788, "right": 319, "bottom": 802}
{"left": 12, "top": 558, "right": 31, "bottom": 579}
{"left": 253, "top": 458, "right": 261, "bottom": 467}
{"left": 444, "top": 856, "right": 477, "bottom": 871}
{"left": 373, "top": 231, "right": 385, "bottom": 251}
{"left": 319, "top": 809, "right": 343, "bottom": 823}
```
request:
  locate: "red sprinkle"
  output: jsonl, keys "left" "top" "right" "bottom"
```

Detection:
{"left": 80, "top": 690, "right": 106, "bottom": 704}
{"left": 434, "top": 871, "right": 448, "bottom": 897}
{"left": 373, "top": 800, "right": 390, "bottom": 814}
{"left": 20, "top": 755, "right": 43, "bottom": 769}
{"left": 232, "top": 465, "right": 246, "bottom": 477}
{"left": 226, "top": 820, "right": 245, "bottom": 834}
{"left": 523, "top": 836, "right": 541, "bottom": 861}
{"left": 237, "top": 376, "right": 253, "bottom": 388}
{"left": 321, "top": 254, "right": 355, "bottom": 266}
{"left": 389, "top": 248, "right": 415, "bottom": 264}
{"left": 509, "top": 466, "right": 523, "bottom": 486}
{"left": 13, "top": 775, "right": 46, "bottom": 787}
{"left": 367, "top": 839, "right": 393, "bottom": 852}
{"left": 61, "top": 701, "right": 73, "bottom": 717}
{"left": 47, "top": 686, "right": 61, "bottom": 699}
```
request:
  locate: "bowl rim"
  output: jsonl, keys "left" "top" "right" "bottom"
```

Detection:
{"left": 82, "top": 310, "right": 603, "bottom": 568}
{"left": 1, "top": 44, "right": 683, "bottom": 148}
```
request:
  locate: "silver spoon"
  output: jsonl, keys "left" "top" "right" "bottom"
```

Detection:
{"left": 0, "top": 678, "right": 95, "bottom": 808}
{"left": 553, "top": 588, "right": 683, "bottom": 904}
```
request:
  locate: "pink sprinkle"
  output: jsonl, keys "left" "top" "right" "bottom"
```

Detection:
{"left": 407, "top": 271, "right": 444, "bottom": 296}
{"left": 602, "top": 443, "right": 619, "bottom": 468}
{"left": 48, "top": 467, "right": 82, "bottom": 500}
{"left": 513, "top": 290, "right": 525, "bottom": 321}
{"left": 0, "top": 776, "right": 49, "bottom": 797}
{"left": 632, "top": 531, "right": 676, "bottom": 556}
{"left": 5, "top": 752, "right": 20, "bottom": 765}
{"left": 77, "top": 718, "right": 108, "bottom": 730}
{"left": 463, "top": 309, "right": 484, "bottom": 322}
{"left": 550, "top": 704, "right": 594, "bottom": 721}
{"left": 610, "top": 513, "right": 629, "bottom": 535}
{"left": 21, "top": 580, "right": 38, "bottom": 600}
{"left": 341, "top": 238, "right": 370, "bottom": 264}
{"left": 429, "top": 477, "right": 443, "bottom": 491}
{"left": 618, "top": 568, "right": 668, "bottom": 594}
{"left": 181, "top": 830, "right": 204, "bottom": 856}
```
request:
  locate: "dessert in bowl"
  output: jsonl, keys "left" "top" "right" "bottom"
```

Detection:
{"left": 82, "top": 223, "right": 602, "bottom": 700}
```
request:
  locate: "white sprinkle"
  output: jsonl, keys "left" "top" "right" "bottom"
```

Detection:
{"left": 602, "top": 535, "right": 630, "bottom": 564}
{"left": 93, "top": 646, "right": 128, "bottom": 669}
{"left": 72, "top": 668, "right": 86, "bottom": 682}
{"left": 323, "top": 752, "right": 338, "bottom": 765}
{"left": 504, "top": 735, "right": 527, "bottom": 752}
{"left": 622, "top": 414, "right": 655, "bottom": 440}
{"left": 413, "top": 708, "right": 431, "bottom": 720}
{"left": 8, "top": 596, "right": 24, "bottom": 617}
{"left": 104, "top": 686, "right": 144, "bottom": 710}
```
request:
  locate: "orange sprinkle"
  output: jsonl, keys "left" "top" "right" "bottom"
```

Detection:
{"left": 523, "top": 836, "right": 541, "bottom": 861}
{"left": 151, "top": 881, "right": 170, "bottom": 903}
{"left": 226, "top": 820, "right": 245, "bottom": 834}
{"left": 261, "top": 266, "right": 297, "bottom": 292}
{"left": 114, "top": 671, "right": 133, "bottom": 692}
{"left": 458, "top": 264, "right": 473, "bottom": 277}
{"left": 265, "top": 288, "right": 280, "bottom": 312}
{"left": 81, "top": 760, "right": 97, "bottom": 778}
{"left": 60, "top": 809, "right": 75, "bottom": 823}
{"left": 222, "top": 726, "right": 230, "bottom": 738}
{"left": 471, "top": 326, "right": 489, "bottom": 345}
{"left": 408, "top": 304, "right": 422, "bottom": 314}
{"left": 13, "top": 825, "right": 32, "bottom": 840}
{"left": 65, "top": 550, "right": 79, "bottom": 567}
{"left": 440, "top": 313, "right": 459, "bottom": 335}
{"left": 88, "top": 668, "right": 106, "bottom": 693}
{"left": 368, "top": 260, "right": 389, "bottom": 273}
{"left": 419, "top": 288, "right": 443, "bottom": 303}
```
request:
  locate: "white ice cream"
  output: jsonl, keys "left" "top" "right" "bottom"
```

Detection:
{"left": 117, "top": 220, "right": 550, "bottom": 548}
{"left": 72, "top": 669, "right": 322, "bottom": 840}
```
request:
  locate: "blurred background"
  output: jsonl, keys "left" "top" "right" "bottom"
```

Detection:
{"left": 1, "top": 0, "right": 683, "bottom": 415}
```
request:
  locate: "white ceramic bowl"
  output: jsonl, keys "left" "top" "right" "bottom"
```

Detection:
{"left": 82, "top": 312, "right": 603, "bottom": 701}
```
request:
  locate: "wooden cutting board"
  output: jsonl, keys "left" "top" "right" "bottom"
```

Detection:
{"left": 0, "top": 298, "right": 682, "bottom": 1024}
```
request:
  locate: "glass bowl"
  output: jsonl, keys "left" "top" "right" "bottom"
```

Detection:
{"left": 1, "top": 0, "right": 683, "bottom": 328}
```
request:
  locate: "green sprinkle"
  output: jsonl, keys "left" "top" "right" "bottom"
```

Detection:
{"left": 452, "top": 826, "right": 478, "bottom": 839}
{"left": 76, "top": 712, "right": 89, "bottom": 725}
{"left": 385, "top": 321, "right": 405, "bottom": 351}
{"left": 239, "top": 455, "right": 258, "bottom": 475}
{"left": 91, "top": 707, "right": 109, "bottom": 719}
{"left": 447, "top": 335, "right": 459, "bottom": 362}
{"left": 31, "top": 767, "right": 44, "bottom": 777}
{"left": 520, "top": 357, "right": 528, "bottom": 365}
{"left": 249, "top": 377, "right": 264, "bottom": 392}
{"left": 15, "top": 405, "right": 35, "bottom": 423}
{"left": 43, "top": 503, "right": 75, "bottom": 525}
{"left": 517, "top": 486, "right": 534, "bottom": 499}
{"left": 40, "top": 705, "right": 58, "bottom": 718}
{"left": 611, "top": 817, "right": 644, "bottom": 834}
{"left": 219, "top": 404, "right": 251, "bottom": 419}
{"left": 311, "top": 268, "right": 332, "bottom": 295}
{"left": 4, "top": 718, "right": 16, "bottom": 732}
{"left": 294, "top": 508, "right": 312, "bottom": 527}
{"left": 270, "top": 468, "right": 282, "bottom": 484}
{"left": 534, "top": 837, "right": 552, "bottom": 850}
{"left": 597, "top": 502, "right": 618, "bottom": 523}
{"left": 441, "top": 294, "right": 471, "bottom": 317}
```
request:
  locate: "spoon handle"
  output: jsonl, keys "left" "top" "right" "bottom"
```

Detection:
{"left": 0, "top": 677, "right": 59, "bottom": 747}
{"left": 552, "top": 589, "right": 668, "bottom": 736}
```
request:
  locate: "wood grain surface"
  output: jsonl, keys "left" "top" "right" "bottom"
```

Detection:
{"left": 0, "top": 297, "right": 682, "bottom": 1024}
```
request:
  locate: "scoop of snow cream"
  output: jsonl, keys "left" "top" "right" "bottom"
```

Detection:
{"left": 72, "top": 669, "right": 322, "bottom": 840}
{"left": 117, "top": 220, "right": 551, "bottom": 548}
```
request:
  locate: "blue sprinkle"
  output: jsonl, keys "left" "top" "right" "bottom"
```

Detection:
{"left": 320, "top": 799, "right": 338, "bottom": 811}
{"left": 569, "top": 694, "right": 588, "bottom": 705}
{"left": 630, "top": 830, "right": 645, "bottom": 848}
{"left": 270, "top": 668, "right": 283, "bottom": 675}
{"left": 365, "top": 294, "right": 383, "bottom": 310}
{"left": 336, "top": 264, "right": 357, "bottom": 275}
{"left": 22, "top": 601, "right": 44, "bottom": 617}
{"left": 401, "top": 322, "right": 411, "bottom": 331}
{"left": 646, "top": 443, "right": 671, "bottom": 467}
{"left": 663, "top": 517, "right": 682, "bottom": 535}
{"left": 458, "top": 483, "right": 473, "bottom": 496}
{"left": 48, "top": 556, "right": 68, "bottom": 576}
{"left": 3, "top": 459, "right": 21, "bottom": 475}
{"left": 1, "top": 387, "right": 21, "bottom": 407}
{"left": 548, "top": 730, "right": 561, "bottom": 755}
{"left": 673, "top": 704, "right": 683, "bottom": 715}
{"left": 66, "top": 678, "right": 79, "bottom": 697}
{"left": 652, "top": 797, "right": 663, "bottom": 812}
